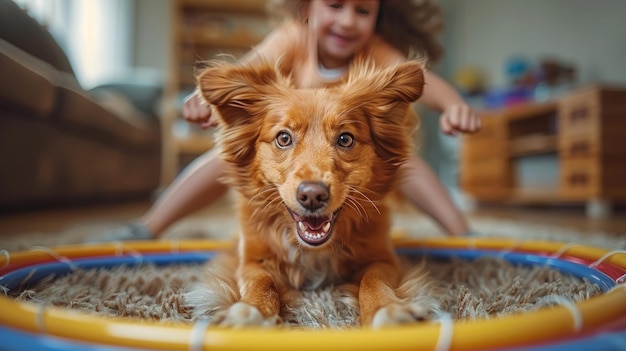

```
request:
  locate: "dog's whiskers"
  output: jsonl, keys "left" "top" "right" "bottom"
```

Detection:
{"left": 248, "top": 185, "right": 278, "bottom": 205}
{"left": 345, "top": 196, "right": 369, "bottom": 222}
{"left": 248, "top": 186, "right": 284, "bottom": 220}
{"left": 348, "top": 186, "right": 381, "bottom": 215}
{"left": 260, "top": 194, "right": 284, "bottom": 215}
{"left": 348, "top": 184, "right": 379, "bottom": 199}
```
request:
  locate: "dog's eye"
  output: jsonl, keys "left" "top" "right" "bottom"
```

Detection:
{"left": 275, "top": 131, "right": 293, "bottom": 148}
{"left": 337, "top": 133, "right": 354, "bottom": 148}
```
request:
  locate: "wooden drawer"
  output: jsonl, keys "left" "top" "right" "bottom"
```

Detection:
{"left": 461, "top": 157, "right": 511, "bottom": 187}
{"left": 462, "top": 116, "right": 506, "bottom": 160}
{"left": 558, "top": 86, "right": 626, "bottom": 138}
{"left": 558, "top": 89, "right": 601, "bottom": 137}
{"left": 601, "top": 158, "right": 626, "bottom": 200}
{"left": 469, "top": 114, "right": 506, "bottom": 140}
{"left": 600, "top": 114, "right": 626, "bottom": 157}
{"left": 559, "top": 158, "right": 601, "bottom": 199}
{"left": 462, "top": 139, "right": 508, "bottom": 161}
{"left": 461, "top": 157, "right": 512, "bottom": 201}
{"left": 559, "top": 134, "right": 600, "bottom": 159}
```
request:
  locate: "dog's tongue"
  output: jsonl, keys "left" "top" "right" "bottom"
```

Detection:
{"left": 295, "top": 214, "right": 333, "bottom": 246}
{"left": 303, "top": 216, "right": 328, "bottom": 230}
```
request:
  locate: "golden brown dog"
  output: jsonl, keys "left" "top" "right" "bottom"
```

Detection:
{"left": 187, "top": 59, "right": 438, "bottom": 327}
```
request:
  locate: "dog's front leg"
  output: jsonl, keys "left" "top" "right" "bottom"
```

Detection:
{"left": 358, "top": 261, "right": 402, "bottom": 326}
{"left": 213, "top": 262, "right": 281, "bottom": 327}
{"left": 359, "top": 261, "right": 432, "bottom": 328}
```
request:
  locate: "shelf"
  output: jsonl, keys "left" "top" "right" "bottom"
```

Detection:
{"left": 462, "top": 86, "right": 626, "bottom": 212}
{"left": 507, "top": 189, "right": 566, "bottom": 204}
{"left": 509, "top": 134, "right": 557, "bottom": 157}
{"left": 179, "top": 0, "right": 267, "bottom": 14}
{"left": 480, "top": 101, "right": 556, "bottom": 120}
{"left": 162, "top": 0, "right": 270, "bottom": 186}
{"left": 183, "top": 31, "right": 262, "bottom": 49}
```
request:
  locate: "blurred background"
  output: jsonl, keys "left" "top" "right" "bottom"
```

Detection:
{"left": 2, "top": 0, "right": 626, "bottom": 217}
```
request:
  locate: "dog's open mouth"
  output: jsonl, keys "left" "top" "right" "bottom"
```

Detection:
{"left": 287, "top": 208, "right": 340, "bottom": 246}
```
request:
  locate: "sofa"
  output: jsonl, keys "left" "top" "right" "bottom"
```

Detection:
{"left": 0, "top": 0, "right": 163, "bottom": 211}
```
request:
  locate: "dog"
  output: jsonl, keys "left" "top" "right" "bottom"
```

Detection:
{"left": 186, "top": 58, "right": 439, "bottom": 328}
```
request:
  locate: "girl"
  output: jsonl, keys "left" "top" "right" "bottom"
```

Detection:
{"left": 100, "top": 0, "right": 480, "bottom": 241}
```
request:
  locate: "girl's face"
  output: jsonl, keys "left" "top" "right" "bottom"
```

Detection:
{"left": 308, "top": 0, "right": 380, "bottom": 68}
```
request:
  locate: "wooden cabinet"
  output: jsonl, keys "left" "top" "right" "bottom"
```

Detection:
{"left": 460, "top": 85, "right": 626, "bottom": 217}
{"left": 558, "top": 87, "right": 626, "bottom": 202}
{"left": 161, "top": 0, "right": 270, "bottom": 185}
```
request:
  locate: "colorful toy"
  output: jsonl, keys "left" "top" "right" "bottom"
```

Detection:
{"left": 1, "top": 238, "right": 625, "bottom": 351}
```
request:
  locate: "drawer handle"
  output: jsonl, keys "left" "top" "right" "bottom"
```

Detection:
{"left": 570, "top": 107, "right": 589, "bottom": 122}
{"left": 568, "top": 173, "right": 588, "bottom": 186}
{"left": 570, "top": 141, "right": 590, "bottom": 156}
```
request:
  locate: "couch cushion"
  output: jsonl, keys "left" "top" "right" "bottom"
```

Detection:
{"left": 0, "top": 38, "right": 160, "bottom": 151}
{"left": 0, "top": 39, "right": 57, "bottom": 117}
{"left": 55, "top": 79, "right": 161, "bottom": 150}
{"left": 0, "top": 109, "right": 161, "bottom": 210}
{"left": 90, "top": 81, "right": 163, "bottom": 117}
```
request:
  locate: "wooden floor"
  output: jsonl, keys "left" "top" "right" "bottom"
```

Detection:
{"left": 467, "top": 203, "right": 626, "bottom": 237}
{"left": 1, "top": 199, "right": 625, "bottom": 238}
{"left": 0, "top": 201, "right": 154, "bottom": 236}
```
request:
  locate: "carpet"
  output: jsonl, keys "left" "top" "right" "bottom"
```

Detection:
{"left": 12, "top": 255, "right": 599, "bottom": 328}
{"left": 3, "top": 213, "right": 625, "bottom": 328}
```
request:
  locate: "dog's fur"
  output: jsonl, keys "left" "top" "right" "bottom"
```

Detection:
{"left": 185, "top": 59, "right": 439, "bottom": 327}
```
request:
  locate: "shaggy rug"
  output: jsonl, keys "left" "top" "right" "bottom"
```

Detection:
{"left": 4, "top": 213, "right": 624, "bottom": 328}
{"left": 12, "top": 255, "right": 599, "bottom": 328}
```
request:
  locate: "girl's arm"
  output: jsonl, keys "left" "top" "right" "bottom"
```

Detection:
{"left": 183, "top": 21, "right": 299, "bottom": 127}
{"left": 421, "top": 71, "right": 481, "bottom": 136}
{"left": 420, "top": 71, "right": 464, "bottom": 111}
{"left": 367, "top": 37, "right": 479, "bottom": 135}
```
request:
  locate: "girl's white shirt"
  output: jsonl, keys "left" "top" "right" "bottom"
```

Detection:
{"left": 317, "top": 63, "right": 348, "bottom": 81}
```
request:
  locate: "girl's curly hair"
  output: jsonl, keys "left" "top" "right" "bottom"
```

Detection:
{"left": 266, "top": 0, "right": 444, "bottom": 64}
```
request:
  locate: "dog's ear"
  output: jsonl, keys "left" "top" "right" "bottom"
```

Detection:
{"left": 197, "top": 61, "right": 283, "bottom": 126}
{"left": 196, "top": 60, "right": 289, "bottom": 174}
{"left": 343, "top": 61, "right": 425, "bottom": 164}
{"left": 345, "top": 60, "right": 425, "bottom": 107}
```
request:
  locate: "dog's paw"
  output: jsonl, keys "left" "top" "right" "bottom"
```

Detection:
{"left": 371, "top": 302, "right": 435, "bottom": 328}
{"left": 213, "top": 302, "right": 281, "bottom": 327}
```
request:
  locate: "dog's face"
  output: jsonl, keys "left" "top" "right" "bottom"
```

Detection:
{"left": 199, "top": 60, "right": 423, "bottom": 249}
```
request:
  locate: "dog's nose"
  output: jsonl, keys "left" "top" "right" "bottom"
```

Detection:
{"left": 297, "top": 181, "right": 329, "bottom": 211}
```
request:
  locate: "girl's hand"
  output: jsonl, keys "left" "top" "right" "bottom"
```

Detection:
{"left": 182, "top": 92, "right": 216, "bottom": 129}
{"left": 439, "top": 103, "right": 481, "bottom": 136}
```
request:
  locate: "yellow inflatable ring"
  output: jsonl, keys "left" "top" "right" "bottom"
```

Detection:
{"left": 0, "top": 238, "right": 624, "bottom": 351}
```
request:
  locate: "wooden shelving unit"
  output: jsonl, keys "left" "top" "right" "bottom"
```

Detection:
{"left": 460, "top": 85, "right": 626, "bottom": 217}
{"left": 161, "top": 0, "right": 270, "bottom": 186}
{"left": 508, "top": 134, "right": 557, "bottom": 157}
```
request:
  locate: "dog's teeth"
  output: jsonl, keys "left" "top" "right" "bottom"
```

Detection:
{"left": 323, "top": 222, "right": 331, "bottom": 233}
{"left": 303, "top": 231, "right": 322, "bottom": 240}
{"left": 297, "top": 219, "right": 332, "bottom": 242}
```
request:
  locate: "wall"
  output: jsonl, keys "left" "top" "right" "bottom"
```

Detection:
{"left": 438, "top": 0, "right": 626, "bottom": 88}
{"left": 132, "top": 0, "right": 170, "bottom": 72}
{"left": 17, "top": 0, "right": 137, "bottom": 88}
